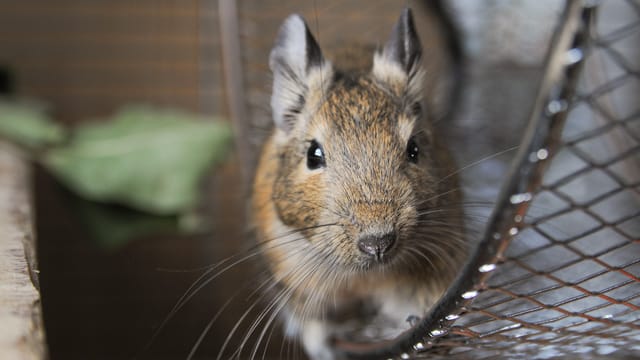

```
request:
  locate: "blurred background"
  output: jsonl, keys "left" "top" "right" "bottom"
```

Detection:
{"left": 0, "top": 2, "right": 224, "bottom": 121}
{"left": 0, "top": 1, "right": 636, "bottom": 359}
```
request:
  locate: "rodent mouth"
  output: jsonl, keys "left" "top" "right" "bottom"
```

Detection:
{"left": 360, "top": 247, "right": 398, "bottom": 269}
{"left": 374, "top": 251, "right": 395, "bottom": 264}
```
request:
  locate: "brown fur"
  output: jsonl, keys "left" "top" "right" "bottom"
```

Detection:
{"left": 251, "top": 10, "right": 466, "bottom": 357}
{"left": 253, "top": 72, "right": 463, "bottom": 309}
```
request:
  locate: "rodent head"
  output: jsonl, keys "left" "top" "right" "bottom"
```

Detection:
{"left": 263, "top": 9, "right": 455, "bottom": 274}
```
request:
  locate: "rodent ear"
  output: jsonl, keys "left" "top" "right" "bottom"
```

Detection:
{"left": 372, "top": 8, "right": 425, "bottom": 106}
{"left": 269, "top": 14, "right": 332, "bottom": 133}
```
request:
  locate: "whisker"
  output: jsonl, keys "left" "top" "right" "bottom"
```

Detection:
{"left": 246, "top": 228, "right": 334, "bottom": 300}
{"left": 237, "top": 253, "right": 320, "bottom": 360}
{"left": 417, "top": 239, "right": 467, "bottom": 266}
{"left": 253, "top": 240, "right": 342, "bottom": 359}
{"left": 216, "top": 299, "right": 261, "bottom": 360}
{"left": 417, "top": 186, "right": 462, "bottom": 205}
{"left": 233, "top": 232, "right": 341, "bottom": 359}
{"left": 147, "top": 222, "right": 340, "bottom": 356}
{"left": 436, "top": 145, "right": 519, "bottom": 185}
{"left": 187, "top": 292, "right": 240, "bottom": 360}
{"left": 406, "top": 246, "right": 437, "bottom": 270}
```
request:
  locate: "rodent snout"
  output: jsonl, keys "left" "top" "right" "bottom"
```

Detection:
{"left": 357, "top": 232, "right": 396, "bottom": 260}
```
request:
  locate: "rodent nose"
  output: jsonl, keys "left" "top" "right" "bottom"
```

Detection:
{"left": 357, "top": 232, "right": 396, "bottom": 258}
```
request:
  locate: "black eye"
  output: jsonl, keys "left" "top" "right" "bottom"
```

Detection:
{"left": 307, "top": 140, "right": 326, "bottom": 169}
{"left": 406, "top": 137, "right": 419, "bottom": 163}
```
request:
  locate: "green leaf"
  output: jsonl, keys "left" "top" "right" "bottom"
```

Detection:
{"left": 0, "top": 99, "right": 66, "bottom": 149}
{"left": 43, "top": 106, "right": 232, "bottom": 215}
{"left": 69, "top": 195, "right": 182, "bottom": 251}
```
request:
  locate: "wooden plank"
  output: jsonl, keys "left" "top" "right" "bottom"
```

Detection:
{"left": 0, "top": 142, "right": 46, "bottom": 360}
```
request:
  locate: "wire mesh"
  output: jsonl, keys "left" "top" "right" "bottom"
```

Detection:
{"left": 0, "top": 1, "right": 224, "bottom": 124}
{"left": 340, "top": 1, "right": 640, "bottom": 358}
{"left": 228, "top": 0, "right": 640, "bottom": 358}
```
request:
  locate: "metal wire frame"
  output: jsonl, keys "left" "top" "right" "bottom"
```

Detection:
{"left": 339, "top": 0, "right": 640, "bottom": 358}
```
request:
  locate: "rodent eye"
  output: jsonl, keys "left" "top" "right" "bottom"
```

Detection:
{"left": 306, "top": 140, "right": 326, "bottom": 169}
{"left": 406, "top": 137, "right": 419, "bottom": 163}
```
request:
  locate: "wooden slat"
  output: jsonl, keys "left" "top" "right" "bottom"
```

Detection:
{"left": 0, "top": 143, "right": 46, "bottom": 360}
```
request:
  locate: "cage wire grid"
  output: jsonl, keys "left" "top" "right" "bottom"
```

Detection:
{"left": 228, "top": 0, "right": 640, "bottom": 358}
{"left": 333, "top": 0, "right": 640, "bottom": 359}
